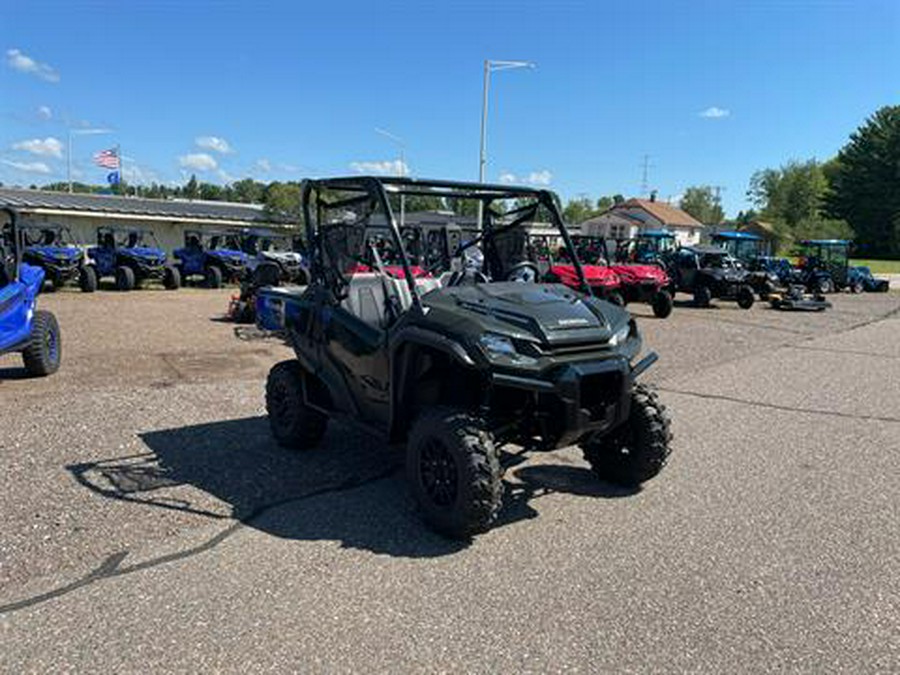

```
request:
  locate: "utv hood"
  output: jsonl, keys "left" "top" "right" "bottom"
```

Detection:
{"left": 27, "top": 245, "right": 83, "bottom": 262}
{"left": 420, "top": 282, "right": 630, "bottom": 347}
{"left": 550, "top": 264, "right": 620, "bottom": 289}
{"left": 122, "top": 247, "right": 167, "bottom": 263}
{"left": 700, "top": 266, "right": 748, "bottom": 284}
{"left": 609, "top": 263, "right": 668, "bottom": 286}
{"left": 208, "top": 249, "right": 249, "bottom": 264}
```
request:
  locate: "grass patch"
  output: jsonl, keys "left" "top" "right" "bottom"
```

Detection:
{"left": 850, "top": 259, "right": 900, "bottom": 274}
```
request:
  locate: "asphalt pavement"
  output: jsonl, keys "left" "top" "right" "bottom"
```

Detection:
{"left": 1, "top": 287, "right": 898, "bottom": 672}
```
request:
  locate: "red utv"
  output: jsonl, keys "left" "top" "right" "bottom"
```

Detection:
{"left": 575, "top": 236, "right": 673, "bottom": 318}
{"left": 528, "top": 235, "right": 624, "bottom": 305}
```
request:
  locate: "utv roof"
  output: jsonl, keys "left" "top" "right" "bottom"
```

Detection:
{"left": 97, "top": 225, "right": 153, "bottom": 234}
{"left": 800, "top": 239, "right": 851, "bottom": 246}
{"left": 685, "top": 244, "right": 728, "bottom": 254}
{"left": 712, "top": 231, "right": 763, "bottom": 240}
{"left": 307, "top": 176, "right": 557, "bottom": 199}
{"left": 638, "top": 229, "right": 675, "bottom": 238}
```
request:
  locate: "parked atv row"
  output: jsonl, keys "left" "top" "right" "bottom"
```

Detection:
{"left": 18, "top": 223, "right": 310, "bottom": 295}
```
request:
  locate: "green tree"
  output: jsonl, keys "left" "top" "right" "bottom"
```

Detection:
{"left": 231, "top": 178, "right": 266, "bottom": 204}
{"left": 449, "top": 198, "right": 480, "bottom": 218}
{"left": 748, "top": 160, "right": 828, "bottom": 228}
{"left": 748, "top": 159, "right": 853, "bottom": 249}
{"left": 679, "top": 186, "right": 724, "bottom": 224}
{"left": 825, "top": 105, "right": 900, "bottom": 256}
{"left": 263, "top": 182, "right": 302, "bottom": 222}
{"left": 562, "top": 196, "right": 595, "bottom": 224}
{"left": 198, "top": 182, "right": 223, "bottom": 201}
{"left": 183, "top": 174, "right": 199, "bottom": 200}
{"left": 595, "top": 196, "right": 614, "bottom": 213}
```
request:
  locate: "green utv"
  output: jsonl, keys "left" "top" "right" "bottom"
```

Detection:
{"left": 256, "top": 177, "right": 672, "bottom": 538}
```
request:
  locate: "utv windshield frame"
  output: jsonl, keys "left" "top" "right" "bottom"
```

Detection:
{"left": 21, "top": 224, "right": 78, "bottom": 248}
{"left": 301, "top": 176, "right": 589, "bottom": 309}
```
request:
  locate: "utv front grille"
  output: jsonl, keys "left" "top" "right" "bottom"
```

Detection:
{"left": 531, "top": 341, "right": 609, "bottom": 357}
{"left": 579, "top": 371, "right": 624, "bottom": 421}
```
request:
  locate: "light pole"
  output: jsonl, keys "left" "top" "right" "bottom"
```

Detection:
{"left": 375, "top": 127, "right": 407, "bottom": 227}
{"left": 478, "top": 59, "right": 535, "bottom": 227}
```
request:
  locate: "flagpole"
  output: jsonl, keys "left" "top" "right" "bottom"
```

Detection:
{"left": 67, "top": 130, "right": 73, "bottom": 194}
{"left": 117, "top": 143, "right": 122, "bottom": 193}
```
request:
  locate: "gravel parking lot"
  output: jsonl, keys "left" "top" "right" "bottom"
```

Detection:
{"left": 1, "top": 287, "right": 899, "bottom": 672}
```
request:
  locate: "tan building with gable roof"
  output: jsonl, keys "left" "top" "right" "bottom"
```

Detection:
{"left": 608, "top": 197, "right": 704, "bottom": 246}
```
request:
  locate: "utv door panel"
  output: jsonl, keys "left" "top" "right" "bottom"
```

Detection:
{"left": 323, "top": 305, "right": 390, "bottom": 424}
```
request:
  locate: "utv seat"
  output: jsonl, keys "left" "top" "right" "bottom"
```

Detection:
{"left": 342, "top": 273, "right": 441, "bottom": 328}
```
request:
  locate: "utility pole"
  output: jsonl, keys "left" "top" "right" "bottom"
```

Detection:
{"left": 640, "top": 154, "right": 653, "bottom": 198}
{"left": 712, "top": 185, "right": 726, "bottom": 224}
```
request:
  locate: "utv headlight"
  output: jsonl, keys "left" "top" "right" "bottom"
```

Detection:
{"left": 608, "top": 322, "right": 631, "bottom": 347}
{"left": 478, "top": 333, "right": 537, "bottom": 366}
{"left": 479, "top": 333, "right": 517, "bottom": 358}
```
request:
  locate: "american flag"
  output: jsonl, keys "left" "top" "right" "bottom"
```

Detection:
{"left": 93, "top": 148, "right": 120, "bottom": 169}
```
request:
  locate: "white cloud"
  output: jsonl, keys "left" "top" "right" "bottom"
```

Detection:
{"left": 37, "top": 105, "right": 52, "bottom": 120}
{"left": 279, "top": 163, "right": 302, "bottom": 173}
{"left": 13, "top": 137, "right": 64, "bottom": 158}
{"left": 195, "top": 136, "right": 233, "bottom": 154}
{"left": 254, "top": 158, "right": 272, "bottom": 172}
{"left": 699, "top": 106, "right": 730, "bottom": 119}
{"left": 498, "top": 169, "right": 553, "bottom": 186}
{"left": 350, "top": 159, "right": 409, "bottom": 176}
{"left": 122, "top": 162, "right": 159, "bottom": 185}
{"left": 6, "top": 48, "right": 59, "bottom": 82}
{"left": 178, "top": 153, "right": 218, "bottom": 171}
{"left": 217, "top": 168, "right": 236, "bottom": 183}
{"left": 1, "top": 159, "right": 52, "bottom": 174}
{"left": 526, "top": 170, "right": 553, "bottom": 186}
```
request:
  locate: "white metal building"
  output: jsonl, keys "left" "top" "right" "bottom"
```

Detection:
{"left": 0, "top": 188, "right": 299, "bottom": 252}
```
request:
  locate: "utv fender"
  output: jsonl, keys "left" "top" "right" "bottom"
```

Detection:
{"left": 389, "top": 327, "right": 482, "bottom": 441}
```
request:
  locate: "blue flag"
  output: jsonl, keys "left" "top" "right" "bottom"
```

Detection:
{"left": 107, "top": 171, "right": 120, "bottom": 185}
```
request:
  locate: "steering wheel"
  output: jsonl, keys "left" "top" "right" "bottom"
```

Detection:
{"left": 505, "top": 261, "right": 539, "bottom": 282}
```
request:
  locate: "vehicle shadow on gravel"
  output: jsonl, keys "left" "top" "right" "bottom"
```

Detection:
{"left": 67, "top": 416, "right": 636, "bottom": 558}
{"left": 0, "top": 365, "right": 31, "bottom": 380}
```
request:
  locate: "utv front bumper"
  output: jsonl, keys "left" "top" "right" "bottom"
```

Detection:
{"left": 491, "top": 351, "right": 658, "bottom": 447}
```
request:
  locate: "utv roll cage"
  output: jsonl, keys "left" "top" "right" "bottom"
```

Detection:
{"left": 21, "top": 224, "right": 78, "bottom": 248}
{"left": 96, "top": 226, "right": 161, "bottom": 250}
{"left": 183, "top": 228, "right": 243, "bottom": 251}
{"left": 0, "top": 207, "right": 23, "bottom": 286}
{"left": 302, "top": 176, "right": 591, "bottom": 307}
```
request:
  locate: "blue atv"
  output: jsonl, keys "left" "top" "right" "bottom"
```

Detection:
{"left": 173, "top": 229, "right": 248, "bottom": 289}
{"left": 753, "top": 256, "right": 798, "bottom": 286}
{"left": 22, "top": 224, "right": 97, "bottom": 293}
{"left": 848, "top": 265, "right": 890, "bottom": 293}
{"left": 90, "top": 226, "right": 180, "bottom": 292}
{"left": 0, "top": 208, "right": 62, "bottom": 377}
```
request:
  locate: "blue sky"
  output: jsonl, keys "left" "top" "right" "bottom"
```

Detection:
{"left": 1, "top": 0, "right": 898, "bottom": 215}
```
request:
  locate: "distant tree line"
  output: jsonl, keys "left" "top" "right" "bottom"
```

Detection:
{"left": 745, "top": 105, "right": 900, "bottom": 257}
{"left": 28, "top": 105, "right": 899, "bottom": 256}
